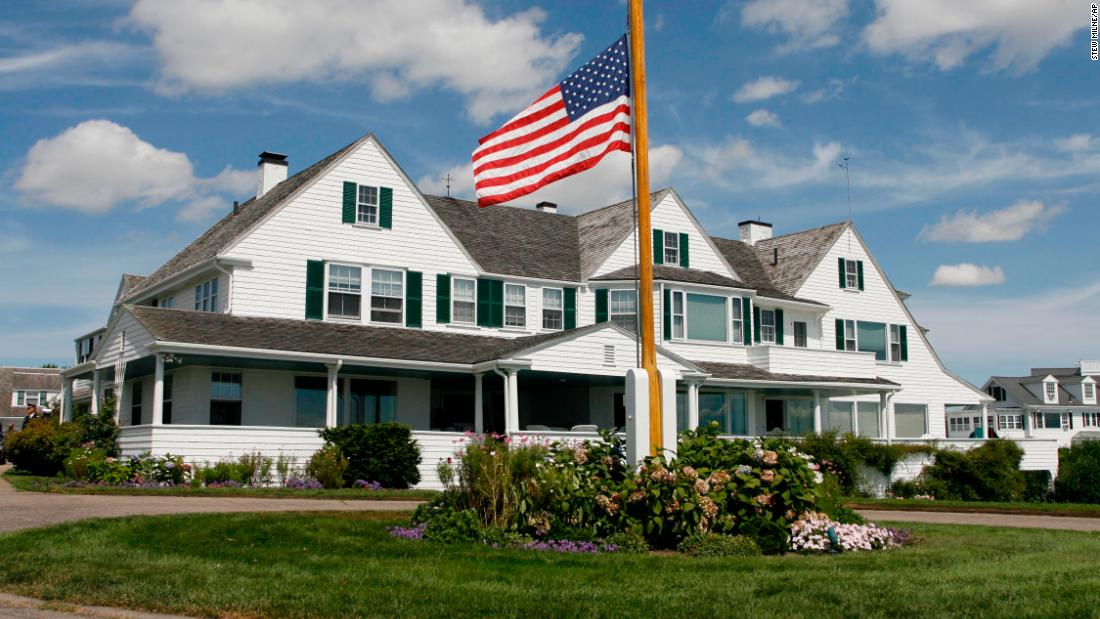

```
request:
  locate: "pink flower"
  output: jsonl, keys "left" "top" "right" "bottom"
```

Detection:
{"left": 761, "top": 469, "right": 776, "bottom": 483}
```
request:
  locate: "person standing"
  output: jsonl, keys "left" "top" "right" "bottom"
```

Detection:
{"left": 21, "top": 404, "right": 39, "bottom": 430}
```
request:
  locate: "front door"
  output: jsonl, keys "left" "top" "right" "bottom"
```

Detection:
{"left": 765, "top": 399, "right": 785, "bottom": 432}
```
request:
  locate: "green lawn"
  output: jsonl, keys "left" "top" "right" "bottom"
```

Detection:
{"left": 1, "top": 513, "right": 1099, "bottom": 618}
{"left": 2, "top": 471, "right": 438, "bottom": 501}
{"left": 847, "top": 497, "right": 1100, "bottom": 518}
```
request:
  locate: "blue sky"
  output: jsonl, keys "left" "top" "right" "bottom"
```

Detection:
{"left": 0, "top": 0, "right": 1096, "bottom": 384}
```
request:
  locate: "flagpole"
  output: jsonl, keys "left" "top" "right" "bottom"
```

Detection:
{"left": 628, "top": 0, "right": 662, "bottom": 455}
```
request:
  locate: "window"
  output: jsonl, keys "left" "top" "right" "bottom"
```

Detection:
{"left": 730, "top": 300, "right": 744, "bottom": 344}
{"left": 671, "top": 291, "right": 685, "bottom": 339}
{"left": 210, "top": 372, "right": 242, "bottom": 425}
{"left": 194, "top": 278, "right": 219, "bottom": 312}
{"left": 843, "top": 320, "right": 857, "bottom": 351}
{"left": 828, "top": 401, "right": 854, "bottom": 434}
{"left": 1083, "top": 382, "right": 1097, "bottom": 403}
{"left": 328, "top": 264, "right": 362, "bottom": 319}
{"left": 1032, "top": 412, "right": 1063, "bottom": 429}
{"left": 889, "top": 324, "right": 902, "bottom": 361}
{"left": 988, "top": 385, "right": 1007, "bottom": 401}
{"left": 542, "top": 288, "right": 563, "bottom": 330}
{"left": 163, "top": 374, "right": 173, "bottom": 424}
{"left": 357, "top": 185, "right": 379, "bottom": 225}
{"left": 998, "top": 414, "right": 1023, "bottom": 430}
{"left": 159, "top": 296, "right": 175, "bottom": 309}
{"left": 610, "top": 290, "right": 637, "bottom": 332}
{"left": 857, "top": 321, "right": 888, "bottom": 361}
{"left": 1061, "top": 412, "right": 1074, "bottom": 430}
{"left": 760, "top": 309, "right": 776, "bottom": 343}
{"left": 344, "top": 379, "right": 397, "bottom": 425}
{"left": 845, "top": 259, "right": 859, "bottom": 289}
{"left": 949, "top": 417, "right": 971, "bottom": 433}
{"left": 504, "top": 284, "right": 526, "bottom": 328}
{"left": 1044, "top": 381, "right": 1058, "bottom": 403}
{"left": 370, "top": 269, "right": 403, "bottom": 323}
{"left": 78, "top": 338, "right": 95, "bottom": 363}
{"left": 858, "top": 402, "right": 880, "bottom": 437}
{"left": 452, "top": 278, "right": 476, "bottom": 325}
{"left": 663, "top": 231, "right": 680, "bottom": 266}
{"left": 131, "top": 381, "right": 143, "bottom": 426}
{"left": 793, "top": 321, "right": 807, "bottom": 348}
{"left": 14, "top": 391, "right": 25, "bottom": 406}
{"left": 686, "top": 294, "right": 727, "bottom": 342}
{"left": 1083, "top": 412, "right": 1100, "bottom": 428}
{"left": 894, "top": 403, "right": 927, "bottom": 438}
{"left": 294, "top": 376, "right": 327, "bottom": 428}
{"left": 699, "top": 392, "right": 747, "bottom": 435}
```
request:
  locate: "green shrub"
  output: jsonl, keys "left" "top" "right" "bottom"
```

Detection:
{"left": 1021, "top": 470, "right": 1053, "bottom": 503}
{"left": 922, "top": 440, "right": 1026, "bottom": 501}
{"left": 422, "top": 509, "right": 482, "bottom": 544}
{"left": 200, "top": 458, "right": 250, "bottom": 485}
{"left": 4, "top": 418, "right": 83, "bottom": 476}
{"left": 603, "top": 531, "right": 649, "bottom": 554}
{"left": 1054, "top": 442, "right": 1100, "bottom": 503}
{"left": 479, "top": 526, "right": 534, "bottom": 548}
{"left": 71, "top": 409, "right": 119, "bottom": 456}
{"left": 306, "top": 445, "right": 349, "bottom": 489}
{"left": 319, "top": 423, "right": 421, "bottom": 488}
{"left": 677, "top": 532, "right": 762, "bottom": 558}
{"left": 889, "top": 479, "right": 924, "bottom": 499}
{"left": 237, "top": 452, "right": 274, "bottom": 486}
{"left": 738, "top": 516, "right": 790, "bottom": 555}
{"left": 797, "top": 431, "right": 932, "bottom": 496}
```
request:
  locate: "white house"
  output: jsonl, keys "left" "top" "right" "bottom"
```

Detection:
{"left": 947, "top": 361, "right": 1100, "bottom": 446}
{"left": 59, "top": 133, "right": 1058, "bottom": 485}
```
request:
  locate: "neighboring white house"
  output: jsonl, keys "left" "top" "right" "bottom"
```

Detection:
{"left": 947, "top": 361, "right": 1100, "bottom": 447}
{"left": 58, "top": 133, "right": 1057, "bottom": 485}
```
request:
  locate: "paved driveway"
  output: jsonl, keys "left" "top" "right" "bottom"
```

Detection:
{"left": 858, "top": 509, "right": 1100, "bottom": 532}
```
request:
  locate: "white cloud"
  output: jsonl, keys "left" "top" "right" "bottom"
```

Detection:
{"left": 745, "top": 109, "right": 782, "bottom": 128}
{"left": 1055, "top": 134, "right": 1093, "bottom": 152}
{"left": 801, "top": 78, "right": 847, "bottom": 104}
{"left": 693, "top": 137, "right": 842, "bottom": 190}
{"left": 15, "top": 120, "right": 250, "bottom": 219}
{"left": 863, "top": 0, "right": 1083, "bottom": 72}
{"left": 930, "top": 263, "right": 1006, "bottom": 287}
{"left": 739, "top": 0, "right": 848, "bottom": 52}
{"left": 177, "top": 196, "right": 231, "bottom": 223}
{"left": 732, "top": 76, "right": 799, "bottom": 103}
{"left": 128, "top": 0, "right": 583, "bottom": 124}
{"left": 919, "top": 200, "right": 1066, "bottom": 242}
{"left": 0, "top": 42, "right": 135, "bottom": 75}
{"left": 417, "top": 146, "right": 683, "bottom": 214}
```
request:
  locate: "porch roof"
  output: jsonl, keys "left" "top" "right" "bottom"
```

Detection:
{"left": 692, "top": 360, "right": 899, "bottom": 390}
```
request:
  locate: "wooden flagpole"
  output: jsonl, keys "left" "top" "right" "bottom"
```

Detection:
{"left": 628, "top": 0, "right": 662, "bottom": 454}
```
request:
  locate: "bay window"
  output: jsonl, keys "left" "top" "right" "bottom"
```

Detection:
{"left": 857, "top": 321, "right": 887, "bottom": 361}
{"left": 327, "top": 264, "right": 362, "bottom": 319}
{"left": 730, "top": 299, "right": 744, "bottom": 344}
{"left": 686, "top": 293, "right": 727, "bottom": 342}
{"left": 452, "top": 278, "right": 476, "bottom": 324}
{"left": 671, "top": 290, "right": 684, "bottom": 339}
{"left": 542, "top": 288, "right": 563, "bottom": 330}
{"left": 760, "top": 308, "right": 776, "bottom": 343}
{"left": 370, "top": 269, "right": 403, "bottom": 323}
{"left": 504, "top": 284, "right": 526, "bottom": 328}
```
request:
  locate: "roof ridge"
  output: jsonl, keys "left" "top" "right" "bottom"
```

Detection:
{"left": 576, "top": 187, "right": 671, "bottom": 221}
{"left": 755, "top": 220, "right": 849, "bottom": 245}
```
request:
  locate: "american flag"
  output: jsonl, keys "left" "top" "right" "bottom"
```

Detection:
{"left": 473, "top": 34, "right": 631, "bottom": 207}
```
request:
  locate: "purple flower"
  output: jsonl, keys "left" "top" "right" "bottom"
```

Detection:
{"left": 389, "top": 523, "right": 427, "bottom": 540}
{"left": 354, "top": 479, "right": 383, "bottom": 491}
{"left": 284, "top": 477, "right": 324, "bottom": 489}
{"left": 520, "top": 539, "right": 619, "bottom": 554}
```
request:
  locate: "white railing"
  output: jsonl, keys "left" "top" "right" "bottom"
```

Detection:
{"left": 746, "top": 346, "right": 878, "bottom": 378}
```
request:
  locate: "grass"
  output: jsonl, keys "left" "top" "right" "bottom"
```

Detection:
{"left": 2, "top": 470, "right": 438, "bottom": 501}
{"left": 1, "top": 513, "right": 1100, "bottom": 618}
{"left": 847, "top": 497, "right": 1100, "bottom": 518}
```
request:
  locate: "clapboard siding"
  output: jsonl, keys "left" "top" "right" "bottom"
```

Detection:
{"left": 97, "top": 311, "right": 156, "bottom": 365}
{"left": 747, "top": 346, "right": 878, "bottom": 378}
{"left": 521, "top": 327, "right": 687, "bottom": 376}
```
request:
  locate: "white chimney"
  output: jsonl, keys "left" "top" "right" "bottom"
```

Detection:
{"left": 536, "top": 201, "right": 558, "bottom": 214}
{"left": 738, "top": 219, "right": 773, "bottom": 245}
{"left": 256, "top": 151, "right": 288, "bottom": 198}
{"left": 1080, "top": 360, "right": 1100, "bottom": 376}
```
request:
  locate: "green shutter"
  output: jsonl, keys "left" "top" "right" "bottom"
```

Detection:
{"left": 679, "top": 233, "right": 689, "bottom": 268}
{"left": 741, "top": 297, "right": 752, "bottom": 345}
{"left": 490, "top": 279, "right": 504, "bottom": 327}
{"left": 662, "top": 287, "right": 671, "bottom": 340}
{"left": 564, "top": 287, "right": 577, "bottom": 329}
{"left": 899, "top": 325, "right": 908, "bottom": 361}
{"left": 305, "top": 260, "right": 324, "bottom": 320}
{"left": 379, "top": 187, "right": 393, "bottom": 229}
{"left": 477, "top": 277, "right": 492, "bottom": 327}
{"left": 835, "top": 319, "right": 845, "bottom": 350}
{"left": 775, "top": 308, "right": 784, "bottom": 345}
{"left": 435, "top": 274, "right": 451, "bottom": 324}
{"left": 857, "top": 260, "right": 865, "bottom": 291}
{"left": 653, "top": 229, "right": 664, "bottom": 265}
{"left": 838, "top": 257, "right": 846, "bottom": 289}
{"left": 753, "top": 306, "right": 761, "bottom": 343}
{"left": 405, "top": 271, "right": 422, "bottom": 328}
{"left": 595, "top": 288, "right": 609, "bottom": 323}
{"left": 342, "top": 181, "right": 356, "bottom": 224}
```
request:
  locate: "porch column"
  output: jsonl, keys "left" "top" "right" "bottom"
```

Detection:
{"left": 812, "top": 390, "right": 823, "bottom": 434}
{"left": 851, "top": 392, "right": 860, "bottom": 436}
{"left": 507, "top": 369, "right": 520, "bottom": 433}
{"left": 325, "top": 362, "right": 341, "bottom": 428}
{"left": 881, "top": 392, "right": 893, "bottom": 442}
{"left": 151, "top": 354, "right": 165, "bottom": 425}
{"left": 980, "top": 403, "right": 989, "bottom": 439}
{"left": 473, "top": 373, "right": 485, "bottom": 434}
{"left": 686, "top": 381, "right": 700, "bottom": 430}
{"left": 1024, "top": 407, "right": 1033, "bottom": 438}
{"left": 62, "top": 378, "right": 74, "bottom": 422}
{"left": 746, "top": 389, "right": 758, "bottom": 435}
{"left": 90, "top": 369, "right": 101, "bottom": 415}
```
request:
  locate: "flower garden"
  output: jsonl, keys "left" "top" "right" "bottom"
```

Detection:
{"left": 397, "top": 425, "right": 912, "bottom": 556}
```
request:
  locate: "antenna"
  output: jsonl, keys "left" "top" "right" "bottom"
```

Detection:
{"left": 838, "top": 156, "right": 852, "bottom": 251}
{"left": 444, "top": 173, "right": 454, "bottom": 198}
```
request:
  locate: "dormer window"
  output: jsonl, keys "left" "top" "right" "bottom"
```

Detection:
{"left": 194, "top": 278, "right": 219, "bottom": 312}
{"left": 1084, "top": 380, "right": 1097, "bottom": 404}
{"left": 1043, "top": 379, "right": 1058, "bottom": 404}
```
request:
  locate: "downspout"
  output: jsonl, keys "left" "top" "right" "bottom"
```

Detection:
{"left": 493, "top": 366, "right": 511, "bottom": 433}
{"left": 213, "top": 259, "right": 233, "bottom": 313}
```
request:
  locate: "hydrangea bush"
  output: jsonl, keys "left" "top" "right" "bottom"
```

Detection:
{"left": 789, "top": 512, "right": 905, "bottom": 553}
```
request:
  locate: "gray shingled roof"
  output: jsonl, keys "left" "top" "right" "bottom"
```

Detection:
{"left": 991, "top": 376, "right": 1087, "bottom": 407}
{"left": 123, "top": 137, "right": 364, "bottom": 301}
{"left": 576, "top": 189, "right": 670, "bottom": 277}
{"left": 592, "top": 264, "right": 748, "bottom": 289}
{"left": 128, "top": 305, "right": 612, "bottom": 365}
{"left": 749, "top": 222, "right": 849, "bottom": 297}
{"left": 694, "top": 361, "right": 898, "bottom": 387}
{"left": 708, "top": 236, "right": 825, "bottom": 305}
{"left": 423, "top": 195, "right": 581, "bottom": 281}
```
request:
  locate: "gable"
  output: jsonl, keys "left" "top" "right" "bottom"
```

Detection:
{"left": 752, "top": 222, "right": 848, "bottom": 297}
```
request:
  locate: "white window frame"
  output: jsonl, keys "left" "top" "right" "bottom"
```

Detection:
{"left": 542, "top": 287, "right": 563, "bottom": 331}
{"left": 671, "top": 290, "right": 685, "bottom": 339}
{"left": 760, "top": 309, "right": 776, "bottom": 344}
{"left": 663, "top": 231, "right": 680, "bottom": 266}
{"left": 949, "top": 417, "right": 971, "bottom": 433}
{"left": 1061, "top": 411, "right": 1074, "bottom": 430}
{"left": 451, "top": 277, "right": 477, "bottom": 325}
{"left": 1043, "top": 380, "right": 1058, "bottom": 404}
{"left": 1083, "top": 412, "right": 1100, "bottom": 428}
{"left": 610, "top": 289, "right": 637, "bottom": 332}
{"left": 194, "top": 278, "right": 219, "bottom": 312}
{"left": 357, "top": 184, "right": 379, "bottom": 226}
{"left": 730, "top": 299, "right": 744, "bottom": 344}
{"left": 845, "top": 259, "right": 859, "bottom": 289}
{"left": 998, "top": 414, "right": 1023, "bottom": 430}
{"left": 889, "top": 324, "right": 902, "bottom": 361}
{"left": 1083, "top": 381, "right": 1097, "bottom": 404}
{"left": 793, "top": 321, "right": 807, "bottom": 348}
{"left": 843, "top": 319, "right": 857, "bottom": 351}
{"left": 504, "top": 283, "right": 527, "bottom": 328}
{"left": 326, "top": 263, "right": 363, "bottom": 320}
{"left": 159, "top": 296, "right": 175, "bottom": 309}
{"left": 369, "top": 267, "right": 404, "bottom": 324}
